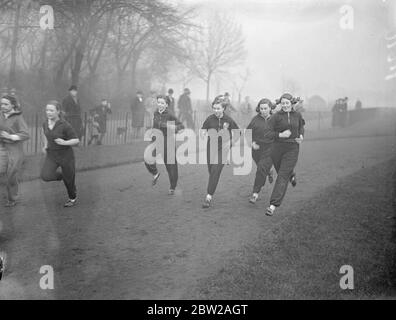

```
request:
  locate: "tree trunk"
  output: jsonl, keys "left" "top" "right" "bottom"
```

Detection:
{"left": 38, "top": 31, "right": 49, "bottom": 102}
{"left": 205, "top": 73, "right": 212, "bottom": 103}
{"left": 8, "top": 1, "right": 22, "bottom": 88}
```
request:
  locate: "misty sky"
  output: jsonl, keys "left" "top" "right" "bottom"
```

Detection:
{"left": 172, "top": 0, "right": 394, "bottom": 107}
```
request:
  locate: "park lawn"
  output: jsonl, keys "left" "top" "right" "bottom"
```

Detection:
{"left": 189, "top": 158, "right": 396, "bottom": 299}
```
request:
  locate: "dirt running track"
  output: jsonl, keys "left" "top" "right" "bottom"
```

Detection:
{"left": 0, "top": 135, "right": 395, "bottom": 299}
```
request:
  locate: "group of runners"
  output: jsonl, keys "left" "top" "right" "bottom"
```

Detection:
{"left": 0, "top": 91, "right": 304, "bottom": 216}
{"left": 144, "top": 93, "right": 305, "bottom": 216}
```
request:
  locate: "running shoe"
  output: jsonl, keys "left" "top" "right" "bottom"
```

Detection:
{"left": 64, "top": 198, "right": 77, "bottom": 207}
{"left": 249, "top": 194, "right": 258, "bottom": 204}
{"left": 168, "top": 189, "right": 175, "bottom": 195}
{"left": 152, "top": 172, "right": 160, "bottom": 186}
{"left": 290, "top": 173, "right": 297, "bottom": 187}
{"left": 266, "top": 206, "right": 275, "bottom": 216}
{"left": 202, "top": 198, "right": 211, "bottom": 209}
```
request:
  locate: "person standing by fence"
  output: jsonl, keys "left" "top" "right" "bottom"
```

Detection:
{"left": 166, "top": 88, "right": 176, "bottom": 116}
{"left": 131, "top": 90, "right": 146, "bottom": 139}
{"left": 0, "top": 95, "right": 30, "bottom": 207}
{"left": 40, "top": 101, "right": 80, "bottom": 207}
{"left": 92, "top": 99, "right": 111, "bottom": 145}
{"left": 177, "top": 88, "right": 195, "bottom": 130}
{"left": 62, "top": 85, "right": 83, "bottom": 140}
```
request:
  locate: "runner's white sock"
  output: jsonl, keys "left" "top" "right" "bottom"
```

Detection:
{"left": 206, "top": 194, "right": 212, "bottom": 201}
{"left": 270, "top": 205, "right": 276, "bottom": 211}
{"left": 252, "top": 193, "right": 258, "bottom": 199}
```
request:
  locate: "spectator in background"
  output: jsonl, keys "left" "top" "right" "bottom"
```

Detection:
{"left": 241, "top": 96, "right": 252, "bottom": 114}
{"left": 223, "top": 92, "right": 237, "bottom": 116}
{"left": 144, "top": 90, "right": 157, "bottom": 128}
{"left": 87, "top": 110, "right": 100, "bottom": 146}
{"left": 177, "top": 88, "right": 195, "bottom": 130}
{"left": 332, "top": 99, "right": 341, "bottom": 128}
{"left": 62, "top": 85, "right": 83, "bottom": 140}
{"left": 340, "top": 97, "right": 348, "bottom": 127}
{"left": 166, "top": 88, "right": 176, "bottom": 116}
{"left": 92, "top": 99, "right": 111, "bottom": 145}
{"left": 131, "top": 90, "right": 146, "bottom": 138}
{"left": 355, "top": 99, "right": 362, "bottom": 110}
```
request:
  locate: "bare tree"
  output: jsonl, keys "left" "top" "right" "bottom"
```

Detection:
{"left": 187, "top": 12, "right": 246, "bottom": 102}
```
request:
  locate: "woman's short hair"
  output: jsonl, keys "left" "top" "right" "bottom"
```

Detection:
{"left": 279, "top": 93, "right": 294, "bottom": 102}
{"left": 47, "top": 100, "right": 62, "bottom": 111}
{"left": 46, "top": 100, "right": 65, "bottom": 118}
{"left": 256, "top": 98, "right": 273, "bottom": 113}
{"left": 211, "top": 95, "right": 228, "bottom": 109}
{"left": 156, "top": 94, "right": 168, "bottom": 105}
{"left": 2, "top": 94, "right": 18, "bottom": 109}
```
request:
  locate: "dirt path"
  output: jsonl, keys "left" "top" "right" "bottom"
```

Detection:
{"left": 0, "top": 135, "right": 395, "bottom": 299}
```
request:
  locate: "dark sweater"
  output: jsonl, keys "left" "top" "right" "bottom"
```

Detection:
{"left": 246, "top": 114, "right": 275, "bottom": 146}
{"left": 152, "top": 109, "right": 184, "bottom": 136}
{"left": 43, "top": 119, "right": 78, "bottom": 151}
{"left": 272, "top": 110, "right": 305, "bottom": 143}
{"left": 201, "top": 113, "right": 239, "bottom": 150}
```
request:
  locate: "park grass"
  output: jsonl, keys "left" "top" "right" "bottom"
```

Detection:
{"left": 189, "top": 158, "right": 396, "bottom": 299}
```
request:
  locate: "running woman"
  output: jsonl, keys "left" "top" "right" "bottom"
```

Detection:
{"left": 145, "top": 95, "right": 184, "bottom": 195}
{"left": 266, "top": 93, "right": 305, "bottom": 216}
{"left": 40, "top": 101, "right": 80, "bottom": 207}
{"left": 201, "top": 95, "right": 240, "bottom": 208}
{"left": 246, "top": 98, "right": 276, "bottom": 204}
{"left": 0, "top": 95, "right": 30, "bottom": 207}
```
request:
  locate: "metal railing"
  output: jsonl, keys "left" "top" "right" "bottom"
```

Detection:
{"left": 21, "top": 110, "right": 333, "bottom": 155}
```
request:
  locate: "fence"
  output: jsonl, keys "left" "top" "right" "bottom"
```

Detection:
{"left": 21, "top": 110, "right": 333, "bottom": 156}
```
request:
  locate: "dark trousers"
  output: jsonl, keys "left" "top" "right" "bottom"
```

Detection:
{"left": 40, "top": 149, "right": 77, "bottom": 199}
{"left": 206, "top": 163, "right": 225, "bottom": 196}
{"left": 270, "top": 143, "right": 299, "bottom": 207}
{"left": 145, "top": 141, "right": 178, "bottom": 190}
{"left": 252, "top": 145, "right": 273, "bottom": 194}
{"left": 206, "top": 148, "right": 227, "bottom": 196}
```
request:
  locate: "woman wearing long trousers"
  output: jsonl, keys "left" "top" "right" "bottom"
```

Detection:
{"left": 201, "top": 95, "right": 239, "bottom": 209}
{"left": 266, "top": 93, "right": 305, "bottom": 216}
{"left": 0, "top": 95, "right": 30, "bottom": 207}
{"left": 40, "top": 101, "right": 80, "bottom": 207}
{"left": 145, "top": 95, "right": 184, "bottom": 195}
{"left": 246, "top": 98, "right": 275, "bottom": 204}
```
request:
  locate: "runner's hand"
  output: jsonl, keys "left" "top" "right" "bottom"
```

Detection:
{"left": 296, "top": 135, "right": 304, "bottom": 144}
{"left": 252, "top": 141, "right": 260, "bottom": 150}
{"left": 279, "top": 130, "right": 291, "bottom": 138}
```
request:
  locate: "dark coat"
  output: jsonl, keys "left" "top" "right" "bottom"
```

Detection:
{"left": 131, "top": 96, "right": 146, "bottom": 128}
{"left": 62, "top": 94, "right": 83, "bottom": 138}
{"left": 177, "top": 93, "right": 192, "bottom": 114}
{"left": 166, "top": 95, "right": 176, "bottom": 115}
